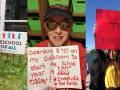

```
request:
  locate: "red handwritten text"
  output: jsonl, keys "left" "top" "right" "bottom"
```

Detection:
{"left": 30, "top": 57, "right": 39, "bottom": 63}
{"left": 49, "top": 75, "right": 51, "bottom": 82}
{"left": 57, "top": 66, "right": 70, "bottom": 75}
{"left": 71, "top": 49, "right": 77, "bottom": 54}
{"left": 57, "top": 75, "right": 79, "bottom": 81}
{"left": 50, "top": 69, "right": 54, "bottom": 74}
{"left": 57, "top": 81, "right": 78, "bottom": 86}
{"left": 56, "top": 48, "right": 59, "bottom": 53}
{"left": 71, "top": 54, "right": 77, "bottom": 59}
{"left": 29, "top": 78, "right": 47, "bottom": 84}
{"left": 57, "top": 75, "right": 79, "bottom": 86}
{"left": 66, "top": 81, "right": 78, "bottom": 85}
{"left": 30, "top": 71, "right": 45, "bottom": 78}
{"left": 62, "top": 61, "right": 76, "bottom": 67}
{"left": 44, "top": 55, "right": 69, "bottom": 61}
{"left": 30, "top": 63, "right": 46, "bottom": 71}
{"left": 50, "top": 61, "right": 57, "bottom": 67}
{"left": 29, "top": 49, "right": 53, "bottom": 55}
{"left": 60, "top": 48, "right": 69, "bottom": 54}
{"left": 58, "top": 81, "right": 65, "bottom": 85}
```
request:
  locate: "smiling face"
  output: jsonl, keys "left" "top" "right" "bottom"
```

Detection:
{"left": 44, "top": 15, "right": 73, "bottom": 47}
{"left": 108, "top": 50, "right": 118, "bottom": 61}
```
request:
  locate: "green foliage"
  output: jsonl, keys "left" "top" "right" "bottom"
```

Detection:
{"left": 0, "top": 54, "right": 27, "bottom": 90}
{"left": 91, "top": 49, "right": 97, "bottom": 53}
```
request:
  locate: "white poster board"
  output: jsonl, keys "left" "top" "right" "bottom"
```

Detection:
{"left": 28, "top": 45, "right": 82, "bottom": 90}
{"left": 0, "top": 31, "right": 27, "bottom": 54}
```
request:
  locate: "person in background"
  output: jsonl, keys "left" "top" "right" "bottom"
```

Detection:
{"left": 34, "top": 4, "right": 86, "bottom": 90}
{"left": 86, "top": 54, "right": 89, "bottom": 76}
{"left": 89, "top": 25, "right": 120, "bottom": 90}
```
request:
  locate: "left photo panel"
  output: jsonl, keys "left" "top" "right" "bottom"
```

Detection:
{"left": 0, "top": 0, "right": 27, "bottom": 90}
{"left": 0, "top": 0, "right": 86, "bottom": 90}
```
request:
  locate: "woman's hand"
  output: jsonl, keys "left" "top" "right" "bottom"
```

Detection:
{"left": 43, "top": 86, "right": 57, "bottom": 90}
{"left": 93, "top": 24, "right": 98, "bottom": 35}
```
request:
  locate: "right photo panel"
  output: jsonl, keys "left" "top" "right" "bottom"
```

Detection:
{"left": 86, "top": 0, "right": 120, "bottom": 90}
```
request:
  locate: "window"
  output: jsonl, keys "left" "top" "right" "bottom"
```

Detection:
{"left": 1, "top": 0, "right": 27, "bottom": 32}
{"left": 5, "top": 6, "right": 11, "bottom": 14}
{"left": 5, "top": 18, "right": 11, "bottom": 20}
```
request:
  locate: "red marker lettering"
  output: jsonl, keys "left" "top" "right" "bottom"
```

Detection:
{"left": 62, "top": 61, "right": 76, "bottom": 67}
{"left": 56, "top": 48, "right": 59, "bottom": 53}
{"left": 60, "top": 48, "right": 69, "bottom": 54}
{"left": 71, "top": 49, "right": 77, "bottom": 54}
{"left": 58, "top": 81, "right": 65, "bottom": 86}
{"left": 30, "top": 63, "right": 46, "bottom": 71}
{"left": 50, "top": 69, "right": 54, "bottom": 74}
{"left": 29, "top": 50, "right": 33, "bottom": 55}
{"left": 29, "top": 78, "right": 47, "bottom": 84}
{"left": 57, "top": 66, "right": 70, "bottom": 75}
{"left": 30, "top": 57, "right": 39, "bottom": 63}
{"left": 66, "top": 81, "right": 78, "bottom": 85}
{"left": 44, "top": 55, "right": 69, "bottom": 61}
{"left": 50, "top": 61, "right": 57, "bottom": 67}
{"left": 71, "top": 54, "right": 77, "bottom": 59}
{"left": 57, "top": 75, "right": 79, "bottom": 81}
{"left": 28, "top": 49, "right": 53, "bottom": 55}
{"left": 30, "top": 71, "right": 45, "bottom": 78}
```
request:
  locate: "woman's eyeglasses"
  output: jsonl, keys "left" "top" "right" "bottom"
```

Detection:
{"left": 44, "top": 20, "right": 73, "bottom": 31}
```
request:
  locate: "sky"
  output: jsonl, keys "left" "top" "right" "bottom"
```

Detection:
{"left": 86, "top": 0, "right": 120, "bottom": 51}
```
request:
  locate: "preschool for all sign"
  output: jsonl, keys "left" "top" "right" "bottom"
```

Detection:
{"left": 28, "top": 46, "right": 82, "bottom": 90}
{"left": 0, "top": 31, "right": 27, "bottom": 54}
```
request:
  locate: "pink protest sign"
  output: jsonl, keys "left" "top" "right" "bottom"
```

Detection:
{"left": 95, "top": 9, "right": 120, "bottom": 50}
{"left": 28, "top": 46, "right": 82, "bottom": 90}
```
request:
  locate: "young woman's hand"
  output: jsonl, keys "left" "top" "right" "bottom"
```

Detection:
{"left": 43, "top": 86, "right": 57, "bottom": 90}
{"left": 93, "top": 24, "right": 98, "bottom": 35}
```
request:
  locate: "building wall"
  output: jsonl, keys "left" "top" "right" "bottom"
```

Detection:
{"left": 5, "top": 0, "right": 15, "bottom": 20}
{"left": 20, "top": 7, "right": 27, "bottom": 20}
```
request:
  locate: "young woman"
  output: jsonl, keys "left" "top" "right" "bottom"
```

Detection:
{"left": 33, "top": 5, "right": 86, "bottom": 90}
{"left": 89, "top": 25, "right": 120, "bottom": 90}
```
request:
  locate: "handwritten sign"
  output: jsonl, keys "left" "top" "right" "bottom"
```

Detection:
{"left": 28, "top": 45, "right": 82, "bottom": 90}
{"left": 95, "top": 9, "right": 120, "bottom": 50}
{"left": 0, "top": 31, "right": 27, "bottom": 54}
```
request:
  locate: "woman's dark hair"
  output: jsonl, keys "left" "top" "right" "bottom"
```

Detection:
{"left": 107, "top": 50, "right": 120, "bottom": 63}
{"left": 117, "top": 50, "right": 120, "bottom": 64}
{"left": 116, "top": 50, "right": 120, "bottom": 70}
{"left": 107, "top": 50, "right": 120, "bottom": 69}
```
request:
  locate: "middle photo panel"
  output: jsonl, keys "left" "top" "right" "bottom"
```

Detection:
{"left": 27, "top": 0, "right": 86, "bottom": 90}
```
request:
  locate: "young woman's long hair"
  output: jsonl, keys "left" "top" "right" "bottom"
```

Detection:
{"left": 117, "top": 50, "right": 120, "bottom": 70}
{"left": 106, "top": 50, "right": 120, "bottom": 70}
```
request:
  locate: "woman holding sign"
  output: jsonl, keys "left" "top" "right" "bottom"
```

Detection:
{"left": 89, "top": 25, "right": 120, "bottom": 90}
{"left": 33, "top": 5, "right": 86, "bottom": 90}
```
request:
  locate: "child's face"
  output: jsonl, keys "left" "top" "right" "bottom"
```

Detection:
{"left": 44, "top": 15, "right": 72, "bottom": 47}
